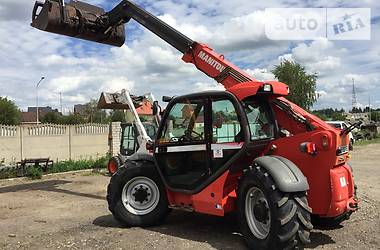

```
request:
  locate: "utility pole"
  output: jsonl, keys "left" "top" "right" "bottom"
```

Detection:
{"left": 351, "top": 78, "right": 357, "bottom": 112}
{"left": 36, "top": 76, "right": 46, "bottom": 124}
{"left": 59, "top": 92, "right": 63, "bottom": 114}
{"left": 369, "top": 95, "right": 371, "bottom": 122}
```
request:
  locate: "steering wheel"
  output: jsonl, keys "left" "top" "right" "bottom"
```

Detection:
{"left": 179, "top": 129, "right": 203, "bottom": 142}
{"left": 189, "top": 129, "right": 203, "bottom": 139}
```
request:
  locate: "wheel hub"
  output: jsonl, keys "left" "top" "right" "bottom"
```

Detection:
{"left": 133, "top": 185, "right": 150, "bottom": 204}
{"left": 253, "top": 199, "right": 269, "bottom": 223}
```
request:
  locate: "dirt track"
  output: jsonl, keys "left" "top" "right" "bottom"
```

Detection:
{"left": 0, "top": 144, "right": 379, "bottom": 250}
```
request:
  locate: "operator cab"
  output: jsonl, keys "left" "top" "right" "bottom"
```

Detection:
{"left": 154, "top": 91, "right": 277, "bottom": 192}
{"left": 121, "top": 122, "right": 157, "bottom": 156}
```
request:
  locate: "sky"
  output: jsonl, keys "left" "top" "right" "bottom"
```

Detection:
{"left": 0, "top": 0, "right": 379, "bottom": 113}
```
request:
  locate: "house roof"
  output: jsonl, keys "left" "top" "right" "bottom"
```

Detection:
{"left": 21, "top": 112, "right": 37, "bottom": 123}
{"left": 136, "top": 100, "right": 153, "bottom": 115}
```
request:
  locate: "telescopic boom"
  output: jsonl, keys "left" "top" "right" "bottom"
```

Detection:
{"left": 31, "top": 0, "right": 255, "bottom": 88}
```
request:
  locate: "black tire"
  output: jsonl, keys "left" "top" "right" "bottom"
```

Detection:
{"left": 237, "top": 164, "right": 312, "bottom": 250}
{"left": 107, "top": 160, "right": 170, "bottom": 227}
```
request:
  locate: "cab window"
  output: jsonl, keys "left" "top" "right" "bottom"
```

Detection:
{"left": 212, "top": 99, "right": 241, "bottom": 143}
{"left": 120, "top": 124, "right": 137, "bottom": 155}
{"left": 243, "top": 101, "right": 274, "bottom": 140}
{"left": 158, "top": 99, "right": 205, "bottom": 144}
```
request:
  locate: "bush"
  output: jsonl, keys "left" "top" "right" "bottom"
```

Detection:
{"left": 48, "top": 155, "right": 110, "bottom": 174}
{"left": 0, "top": 167, "right": 17, "bottom": 179}
{"left": 27, "top": 165, "right": 43, "bottom": 180}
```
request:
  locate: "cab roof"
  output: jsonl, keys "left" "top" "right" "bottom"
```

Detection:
{"left": 227, "top": 81, "right": 289, "bottom": 100}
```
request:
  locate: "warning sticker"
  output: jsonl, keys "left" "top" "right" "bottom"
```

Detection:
{"left": 339, "top": 176, "right": 347, "bottom": 187}
{"left": 213, "top": 149, "right": 223, "bottom": 158}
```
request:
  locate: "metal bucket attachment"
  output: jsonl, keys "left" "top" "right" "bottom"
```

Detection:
{"left": 98, "top": 92, "right": 143, "bottom": 110}
{"left": 31, "top": 0, "right": 125, "bottom": 47}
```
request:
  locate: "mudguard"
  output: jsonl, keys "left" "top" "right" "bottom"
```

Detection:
{"left": 127, "top": 153, "right": 154, "bottom": 162}
{"left": 254, "top": 156, "right": 309, "bottom": 193}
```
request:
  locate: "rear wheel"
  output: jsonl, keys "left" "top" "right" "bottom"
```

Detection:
{"left": 107, "top": 160, "right": 170, "bottom": 226}
{"left": 237, "top": 165, "right": 312, "bottom": 250}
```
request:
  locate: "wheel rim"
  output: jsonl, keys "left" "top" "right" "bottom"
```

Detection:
{"left": 121, "top": 176, "right": 160, "bottom": 215}
{"left": 245, "top": 187, "right": 271, "bottom": 239}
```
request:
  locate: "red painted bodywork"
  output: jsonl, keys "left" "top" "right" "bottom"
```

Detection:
{"left": 167, "top": 43, "right": 358, "bottom": 218}
{"left": 29, "top": 0, "right": 358, "bottom": 221}
{"left": 166, "top": 171, "right": 239, "bottom": 216}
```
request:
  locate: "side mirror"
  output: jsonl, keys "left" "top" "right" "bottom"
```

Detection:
{"left": 162, "top": 96, "right": 173, "bottom": 102}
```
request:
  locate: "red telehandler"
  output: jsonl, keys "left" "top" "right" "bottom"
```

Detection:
{"left": 31, "top": 1, "right": 359, "bottom": 249}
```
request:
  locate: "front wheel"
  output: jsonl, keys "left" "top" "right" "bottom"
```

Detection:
{"left": 107, "top": 160, "right": 170, "bottom": 227}
{"left": 237, "top": 165, "right": 313, "bottom": 250}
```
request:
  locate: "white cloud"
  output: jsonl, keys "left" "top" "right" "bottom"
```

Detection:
{"left": 0, "top": 0, "right": 379, "bottom": 114}
{"left": 245, "top": 68, "right": 275, "bottom": 81}
{"left": 288, "top": 39, "right": 344, "bottom": 73}
{"left": 103, "top": 77, "right": 135, "bottom": 92}
{"left": 193, "top": 82, "right": 225, "bottom": 92}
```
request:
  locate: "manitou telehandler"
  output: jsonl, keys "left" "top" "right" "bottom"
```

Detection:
{"left": 98, "top": 90, "right": 159, "bottom": 175}
{"left": 31, "top": 1, "right": 359, "bottom": 249}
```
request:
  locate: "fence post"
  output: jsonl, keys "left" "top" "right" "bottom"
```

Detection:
{"left": 20, "top": 125, "right": 24, "bottom": 161}
{"left": 69, "top": 125, "right": 72, "bottom": 160}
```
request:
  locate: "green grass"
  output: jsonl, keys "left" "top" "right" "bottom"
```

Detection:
{"left": 355, "top": 137, "right": 380, "bottom": 146}
{"left": 48, "top": 155, "right": 109, "bottom": 174}
{"left": 0, "top": 155, "right": 110, "bottom": 180}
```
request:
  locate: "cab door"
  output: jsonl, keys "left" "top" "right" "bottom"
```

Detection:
{"left": 210, "top": 98, "right": 245, "bottom": 174}
{"left": 207, "top": 96, "right": 275, "bottom": 175}
{"left": 120, "top": 123, "right": 138, "bottom": 156}
{"left": 154, "top": 97, "right": 210, "bottom": 190}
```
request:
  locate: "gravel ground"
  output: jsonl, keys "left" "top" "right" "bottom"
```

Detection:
{"left": 0, "top": 143, "right": 379, "bottom": 250}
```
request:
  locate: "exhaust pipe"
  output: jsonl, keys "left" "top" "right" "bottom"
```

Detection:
{"left": 31, "top": 0, "right": 125, "bottom": 47}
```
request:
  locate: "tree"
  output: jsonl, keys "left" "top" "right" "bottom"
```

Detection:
{"left": 109, "top": 110, "right": 126, "bottom": 122}
{"left": 272, "top": 60, "right": 318, "bottom": 110}
{"left": 371, "top": 111, "right": 380, "bottom": 122}
{"left": 60, "top": 113, "right": 85, "bottom": 124}
{"left": 41, "top": 112, "right": 61, "bottom": 124}
{"left": 312, "top": 108, "right": 347, "bottom": 121}
{"left": 0, "top": 97, "right": 21, "bottom": 125}
{"left": 82, "top": 99, "right": 107, "bottom": 123}
{"left": 331, "top": 112, "right": 346, "bottom": 121}
{"left": 312, "top": 112, "right": 328, "bottom": 121}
